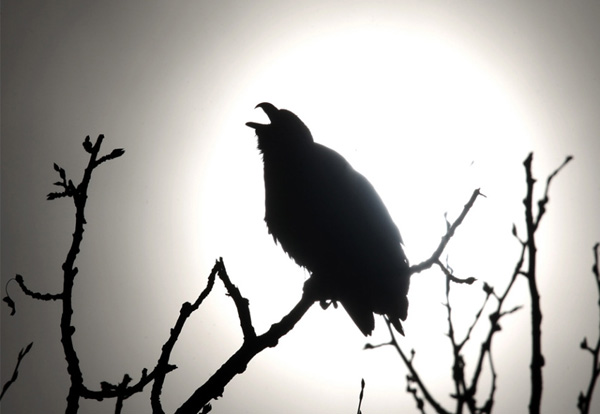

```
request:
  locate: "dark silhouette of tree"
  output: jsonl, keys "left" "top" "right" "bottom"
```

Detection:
{"left": 2, "top": 133, "right": 597, "bottom": 414}
{"left": 364, "top": 153, "right": 593, "bottom": 414}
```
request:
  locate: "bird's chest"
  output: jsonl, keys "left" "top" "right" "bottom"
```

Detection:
{"left": 262, "top": 154, "right": 327, "bottom": 264}
{"left": 263, "top": 156, "right": 317, "bottom": 226}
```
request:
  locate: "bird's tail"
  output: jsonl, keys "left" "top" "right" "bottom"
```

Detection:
{"left": 388, "top": 316, "right": 405, "bottom": 336}
{"left": 341, "top": 301, "right": 375, "bottom": 336}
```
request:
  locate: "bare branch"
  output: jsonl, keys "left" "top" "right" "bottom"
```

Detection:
{"left": 14, "top": 274, "right": 63, "bottom": 301}
{"left": 95, "top": 148, "right": 125, "bottom": 167}
{"left": 467, "top": 241, "right": 526, "bottom": 400}
{"left": 27, "top": 135, "right": 128, "bottom": 413}
{"left": 216, "top": 260, "right": 256, "bottom": 340}
{"left": 150, "top": 260, "right": 220, "bottom": 414}
{"left": 577, "top": 242, "right": 600, "bottom": 414}
{"left": 356, "top": 378, "right": 366, "bottom": 414}
{"left": 534, "top": 155, "right": 573, "bottom": 230}
{"left": 436, "top": 260, "right": 477, "bottom": 285}
{"left": 176, "top": 287, "right": 314, "bottom": 414}
{"left": 410, "top": 189, "right": 484, "bottom": 275}
{"left": 59, "top": 135, "right": 118, "bottom": 412}
{"left": 0, "top": 342, "right": 34, "bottom": 401}
{"left": 113, "top": 374, "right": 131, "bottom": 414}
{"left": 365, "top": 189, "right": 482, "bottom": 414}
{"left": 443, "top": 269, "right": 465, "bottom": 412}
{"left": 479, "top": 351, "right": 497, "bottom": 414}
{"left": 439, "top": 259, "right": 494, "bottom": 369}
{"left": 406, "top": 374, "right": 427, "bottom": 414}
{"left": 381, "top": 320, "right": 451, "bottom": 414}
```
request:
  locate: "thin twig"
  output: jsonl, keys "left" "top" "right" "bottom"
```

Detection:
{"left": 438, "top": 260, "right": 492, "bottom": 413}
{"left": 216, "top": 260, "right": 256, "bottom": 340}
{"left": 534, "top": 155, "right": 573, "bottom": 231}
{"left": 467, "top": 240, "right": 526, "bottom": 403}
{"left": 365, "top": 189, "right": 482, "bottom": 414}
{"left": 0, "top": 342, "right": 33, "bottom": 400}
{"left": 150, "top": 260, "right": 220, "bottom": 414}
{"left": 406, "top": 374, "right": 427, "bottom": 414}
{"left": 14, "top": 274, "right": 63, "bottom": 301}
{"left": 479, "top": 351, "right": 497, "bottom": 414}
{"left": 356, "top": 378, "right": 365, "bottom": 414}
{"left": 382, "top": 320, "right": 451, "bottom": 414}
{"left": 410, "top": 189, "right": 483, "bottom": 275}
{"left": 443, "top": 269, "right": 465, "bottom": 413}
{"left": 113, "top": 374, "right": 132, "bottom": 414}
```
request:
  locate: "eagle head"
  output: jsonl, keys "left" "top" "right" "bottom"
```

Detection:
{"left": 246, "top": 102, "right": 313, "bottom": 153}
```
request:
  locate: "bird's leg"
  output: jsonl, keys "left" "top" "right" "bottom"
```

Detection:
{"left": 302, "top": 272, "right": 338, "bottom": 309}
{"left": 320, "top": 300, "right": 338, "bottom": 310}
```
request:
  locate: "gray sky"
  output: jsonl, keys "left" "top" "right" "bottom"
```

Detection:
{"left": 2, "top": 1, "right": 600, "bottom": 413}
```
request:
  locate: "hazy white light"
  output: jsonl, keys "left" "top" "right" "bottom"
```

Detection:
{"left": 188, "top": 26, "right": 535, "bottom": 403}
{"left": 207, "top": 25, "right": 530, "bottom": 314}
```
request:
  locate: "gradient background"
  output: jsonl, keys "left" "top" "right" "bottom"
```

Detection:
{"left": 2, "top": 1, "right": 599, "bottom": 413}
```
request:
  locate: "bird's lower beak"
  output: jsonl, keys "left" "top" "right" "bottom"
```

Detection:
{"left": 246, "top": 102, "right": 278, "bottom": 129}
{"left": 245, "top": 121, "right": 264, "bottom": 130}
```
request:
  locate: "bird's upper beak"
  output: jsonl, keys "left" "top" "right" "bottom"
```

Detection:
{"left": 246, "top": 102, "right": 278, "bottom": 130}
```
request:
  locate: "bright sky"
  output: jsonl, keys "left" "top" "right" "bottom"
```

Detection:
{"left": 2, "top": 1, "right": 600, "bottom": 413}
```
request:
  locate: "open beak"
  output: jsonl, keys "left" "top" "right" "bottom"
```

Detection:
{"left": 246, "top": 102, "right": 278, "bottom": 129}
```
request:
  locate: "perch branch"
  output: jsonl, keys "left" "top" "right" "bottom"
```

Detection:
{"left": 176, "top": 285, "right": 315, "bottom": 414}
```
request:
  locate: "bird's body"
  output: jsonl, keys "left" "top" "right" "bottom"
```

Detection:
{"left": 247, "top": 103, "right": 410, "bottom": 336}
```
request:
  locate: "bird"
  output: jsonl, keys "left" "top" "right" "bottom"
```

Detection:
{"left": 246, "top": 102, "right": 410, "bottom": 336}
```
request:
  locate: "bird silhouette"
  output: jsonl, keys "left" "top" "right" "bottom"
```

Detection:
{"left": 246, "top": 102, "right": 410, "bottom": 336}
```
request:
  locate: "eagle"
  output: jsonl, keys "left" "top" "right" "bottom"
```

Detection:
{"left": 246, "top": 102, "right": 410, "bottom": 336}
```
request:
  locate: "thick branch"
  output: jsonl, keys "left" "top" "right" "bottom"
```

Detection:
{"left": 60, "top": 135, "right": 109, "bottom": 412}
{"left": 44, "top": 135, "right": 126, "bottom": 413}
{"left": 523, "top": 153, "right": 571, "bottom": 414}
{"left": 523, "top": 153, "right": 543, "bottom": 414}
{"left": 176, "top": 290, "right": 314, "bottom": 414}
